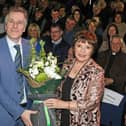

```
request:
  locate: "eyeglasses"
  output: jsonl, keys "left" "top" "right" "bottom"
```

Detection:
{"left": 7, "top": 19, "right": 25, "bottom": 26}
{"left": 51, "top": 30, "right": 60, "bottom": 34}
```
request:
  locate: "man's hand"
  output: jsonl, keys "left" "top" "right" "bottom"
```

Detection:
{"left": 21, "top": 110, "right": 37, "bottom": 126}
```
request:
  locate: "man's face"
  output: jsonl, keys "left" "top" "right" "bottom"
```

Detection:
{"left": 111, "top": 37, "right": 122, "bottom": 53}
{"left": 114, "top": 14, "right": 122, "bottom": 24}
{"left": 65, "top": 18, "right": 76, "bottom": 31}
{"left": 50, "top": 26, "right": 63, "bottom": 41}
{"left": 51, "top": 10, "right": 60, "bottom": 21}
{"left": 5, "top": 12, "right": 26, "bottom": 42}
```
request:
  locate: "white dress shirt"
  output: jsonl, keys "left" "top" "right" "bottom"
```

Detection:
{"left": 6, "top": 36, "right": 27, "bottom": 104}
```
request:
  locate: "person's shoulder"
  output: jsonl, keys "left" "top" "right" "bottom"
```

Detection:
{"left": 62, "top": 58, "right": 75, "bottom": 69}
{"left": 98, "top": 49, "right": 109, "bottom": 55}
{"left": 60, "top": 39, "right": 70, "bottom": 48}
{"left": 120, "top": 52, "right": 126, "bottom": 56}
{"left": 0, "top": 36, "right": 6, "bottom": 40}
{"left": 0, "top": 36, "right": 6, "bottom": 46}
{"left": 90, "top": 59, "right": 104, "bottom": 74}
{"left": 118, "top": 52, "right": 126, "bottom": 60}
{"left": 42, "top": 36, "right": 51, "bottom": 42}
{"left": 97, "top": 50, "right": 109, "bottom": 58}
{"left": 22, "top": 38, "right": 30, "bottom": 44}
{"left": 22, "top": 38, "right": 32, "bottom": 49}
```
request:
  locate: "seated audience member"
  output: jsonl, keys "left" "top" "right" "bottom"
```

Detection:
{"left": 96, "top": 34, "right": 126, "bottom": 125}
{"left": 44, "top": 7, "right": 64, "bottom": 34}
{"left": 43, "top": 23, "right": 70, "bottom": 68}
{"left": 72, "top": 8, "right": 85, "bottom": 28}
{"left": 97, "top": 34, "right": 126, "bottom": 92}
{"left": 27, "top": 23, "right": 41, "bottom": 54}
{"left": 0, "top": 5, "right": 9, "bottom": 37}
{"left": 59, "top": 4, "right": 67, "bottom": 30}
{"left": 86, "top": 18, "right": 103, "bottom": 58}
{"left": 63, "top": 15, "right": 81, "bottom": 47}
{"left": 99, "top": 23, "right": 119, "bottom": 53}
{"left": 30, "top": 8, "right": 48, "bottom": 37}
{"left": 112, "top": 12, "right": 126, "bottom": 38}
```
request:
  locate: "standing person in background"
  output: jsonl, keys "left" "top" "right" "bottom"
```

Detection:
{"left": 0, "top": 7, "right": 37, "bottom": 126}
{"left": 44, "top": 30, "right": 105, "bottom": 126}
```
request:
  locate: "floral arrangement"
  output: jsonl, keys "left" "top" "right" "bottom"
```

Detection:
{"left": 18, "top": 38, "right": 62, "bottom": 93}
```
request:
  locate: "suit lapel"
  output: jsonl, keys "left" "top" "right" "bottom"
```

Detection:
{"left": 3, "top": 37, "right": 13, "bottom": 62}
{"left": 0, "top": 37, "right": 18, "bottom": 82}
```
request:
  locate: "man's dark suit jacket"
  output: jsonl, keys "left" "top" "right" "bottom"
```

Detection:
{"left": 96, "top": 50, "right": 126, "bottom": 94}
{"left": 43, "top": 37, "right": 70, "bottom": 68}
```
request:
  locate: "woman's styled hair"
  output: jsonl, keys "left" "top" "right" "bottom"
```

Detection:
{"left": 107, "top": 23, "right": 119, "bottom": 38}
{"left": 28, "top": 23, "right": 41, "bottom": 38}
{"left": 73, "top": 30, "right": 97, "bottom": 51}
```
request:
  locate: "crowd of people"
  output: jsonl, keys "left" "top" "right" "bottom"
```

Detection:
{"left": 0, "top": 0, "right": 126, "bottom": 126}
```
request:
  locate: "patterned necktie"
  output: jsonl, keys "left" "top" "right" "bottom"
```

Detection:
{"left": 14, "top": 45, "right": 24, "bottom": 101}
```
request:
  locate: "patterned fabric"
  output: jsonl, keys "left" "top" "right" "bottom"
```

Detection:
{"left": 14, "top": 45, "right": 24, "bottom": 101}
{"left": 56, "top": 58, "right": 105, "bottom": 126}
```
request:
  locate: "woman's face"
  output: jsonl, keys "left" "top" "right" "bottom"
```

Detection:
{"left": 88, "top": 22, "right": 96, "bottom": 32}
{"left": 74, "top": 40, "right": 93, "bottom": 62}
{"left": 73, "top": 11, "right": 80, "bottom": 22}
{"left": 29, "top": 26, "right": 39, "bottom": 38}
{"left": 114, "top": 14, "right": 122, "bottom": 24}
{"left": 108, "top": 26, "right": 117, "bottom": 37}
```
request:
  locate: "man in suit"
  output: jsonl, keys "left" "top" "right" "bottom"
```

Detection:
{"left": 96, "top": 34, "right": 126, "bottom": 93}
{"left": 96, "top": 34, "right": 126, "bottom": 126}
{"left": 43, "top": 23, "right": 70, "bottom": 68}
{"left": 0, "top": 7, "right": 37, "bottom": 126}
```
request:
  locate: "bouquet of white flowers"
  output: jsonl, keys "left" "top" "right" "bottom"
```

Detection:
{"left": 18, "top": 38, "right": 65, "bottom": 126}
{"left": 18, "top": 38, "right": 62, "bottom": 94}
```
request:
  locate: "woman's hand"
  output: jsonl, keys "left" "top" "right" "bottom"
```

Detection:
{"left": 44, "top": 98, "right": 68, "bottom": 109}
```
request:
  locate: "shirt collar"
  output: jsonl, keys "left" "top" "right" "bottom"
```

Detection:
{"left": 112, "top": 52, "right": 116, "bottom": 55}
{"left": 6, "top": 35, "right": 22, "bottom": 48}
{"left": 51, "top": 38, "right": 62, "bottom": 45}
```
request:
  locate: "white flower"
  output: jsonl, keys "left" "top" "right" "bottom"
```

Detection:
{"left": 35, "top": 61, "right": 44, "bottom": 68}
{"left": 44, "top": 67, "right": 61, "bottom": 79}
{"left": 52, "top": 73, "right": 62, "bottom": 79}
{"left": 32, "top": 67, "right": 39, "bottom": 75}
{"left": 45, "top": 61, "right": 49, "bottom": 66}
{"left": 29, "top": 63, "right": 33, "bottom": 67}
{"left": 30, "top": 73, "right": 35, "bottom": 79}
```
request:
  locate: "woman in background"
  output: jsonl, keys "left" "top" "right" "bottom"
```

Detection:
{"left": 44, "top": 30, "right": 105, "bottom": 126}
{"left": 27, "top": 23, "right": 41, "bottom": 54}
{"left": 99, "top": 23, "right": 119, "bottom": 52}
